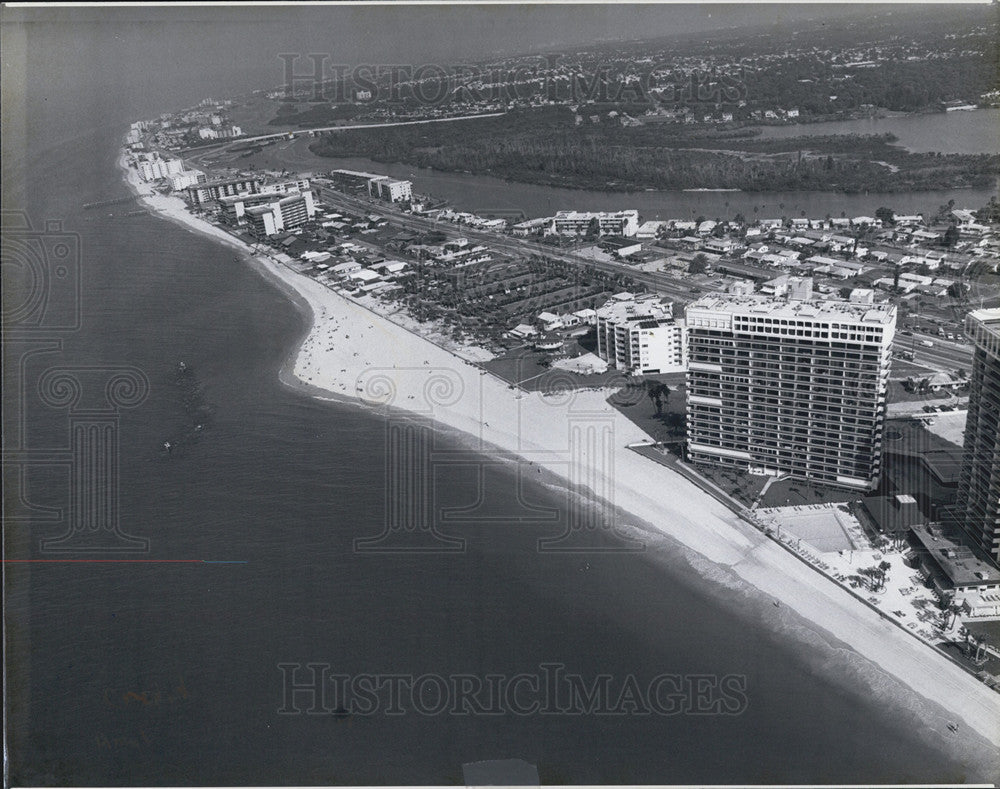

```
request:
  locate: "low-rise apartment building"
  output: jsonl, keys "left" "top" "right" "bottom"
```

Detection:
{"left": 553, "top": 210, "right": 640, "bottom": 238}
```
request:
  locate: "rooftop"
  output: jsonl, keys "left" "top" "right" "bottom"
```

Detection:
{"left": 910, "top": 522, "right": 1000, "bottom": 587}
{"left": 966, "top": 308, "right": 1000, "bottom": 355}
{"left": 686, "top": 293, "right": 896, "bottom": 326}
{"left": 968, "top": 308, "right": 1000, "bottom": 333}
{"left": 597, "top": 295, "right": 674, "bottom": 325}
{"left": 554, "top": 209, "right": 638, "bottom": 220}
{"left": 193, "top": 176, "right": 260, "bottom": 190}
{"left": 860, "top": 494, "right": 925, "bottom": 536}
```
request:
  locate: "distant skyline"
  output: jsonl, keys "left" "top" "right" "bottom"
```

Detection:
{"left": 2, "top": 2, "right": 994, "bottom": 156}
{"left": 4, "top": 4, "right": 991, "bottom": 107}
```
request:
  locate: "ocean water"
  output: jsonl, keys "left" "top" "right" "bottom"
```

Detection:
{"left": 3, "top": 41, "right": 997, "bottom": 789}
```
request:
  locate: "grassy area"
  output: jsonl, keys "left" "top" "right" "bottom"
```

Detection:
{"left": 481, "top": 343, "right": 626, "bottom": 393}
{"left": 758, "top": 478, "right": 858, "bottom": 508}
{"left": 606, "top": 373, "right": 687, "bottom": 447}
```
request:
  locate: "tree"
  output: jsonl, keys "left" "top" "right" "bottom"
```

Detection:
{"left": 943, "top": 224, "right": 960, "bottom": 247}
{"left": 646, "top": 381, "right": 671, "bottom": 415}
{"left": 945, "top": 598, "right": 962, "bottom": 630}
{"left": 877, "top": 560, "right": 892, "bottom": 591}
{"left": 974, "top": 635, "right": 989, "bottom": 665}
{"left": 875, "top": 206, "right": 895, "bottom": 226}
{"left": 688, "top": 253, "right": 709, "bottom": 274}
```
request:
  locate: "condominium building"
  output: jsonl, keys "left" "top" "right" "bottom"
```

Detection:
{"left": 186, "top": 177, "right": 264, "bottom": 205}
{"left": 244, "top": 190, "right": 316, "bottom": 238}
{"left": 596, "top": 294, "right": 686, "bottom": 374}
{"left": 168, "top": 170, "right": 206, "bottom": 192}
{"left": 685, "top": 293, "right": 896, "bottom": 490}
{"left": 553, "top": 210, "right": 640, "bottom": 238}
{"left": 330, "top": 169, "right": 412, "bottom": 202}
{"left": 955, "top": 309, "right": 1000, "bottom": 564}
{"left": 369, "top": 176, "right": 413, "bottom": 202}
{"left": 265, "top": 178, "right": 311, "bottom": 196}
{"left": 330, "top": 169, "right": 382, "bottom": 191}
{"left": 138, "top": 157, "right": 184, "bottom": 182}
{"left": 218, "top": 192, "right": 286, "bottom": 224}
{"left": 216, "top": 180, "right": 311, "bottom": 224}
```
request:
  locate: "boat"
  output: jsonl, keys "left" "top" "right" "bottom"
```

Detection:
{"left": 177, "top": 361, "right": 188, "bottom": 373}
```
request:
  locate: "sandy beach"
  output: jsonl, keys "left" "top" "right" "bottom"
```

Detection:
{"left": 119, "top": 152, "right": 1000, "bottom": 769}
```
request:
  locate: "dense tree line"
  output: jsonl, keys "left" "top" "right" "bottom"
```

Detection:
{"left": 309, "top": 110, "right": 1000, "bottom": 193}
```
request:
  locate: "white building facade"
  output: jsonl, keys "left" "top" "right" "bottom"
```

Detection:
{"left": 685, "top": 294, "right": 896, "bottom": 490}
{"left": 553, "top": 210, "right": 640, "bottom": 237}
{"left": 595, "top": 295, "right": 686, "bottom": 374}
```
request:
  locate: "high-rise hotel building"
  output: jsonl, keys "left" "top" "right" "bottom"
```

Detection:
{"left": 685, "top": 293, "right": 896, "bottom": 490}
{"left": 956, "top": 308, "right": 1000, "bottom": 564}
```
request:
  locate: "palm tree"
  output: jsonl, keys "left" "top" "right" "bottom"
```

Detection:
{"left": 974, "top": 635, "right": 989, "bottom": 665}
{"left": 876, "top": 560, "right": 891, "bottom": 591}
{"left": 941, "top": 596, "right": 961, "bottom": 630}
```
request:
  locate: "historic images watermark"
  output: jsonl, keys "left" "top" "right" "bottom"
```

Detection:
{"left": 2, "top": 209, "right": 150, "bottom": 553}
{"left": 277, "top": 53, "right": 747, "bottom": 108}
{"left": 277, "top": 663, "right": 748, "bottom": 717}
{"left": 351, "top": 361, "right": 646, "bottom": 555}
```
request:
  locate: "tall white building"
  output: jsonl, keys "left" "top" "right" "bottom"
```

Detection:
{"left": 955, "top": 309, "right": 1000, "bottom": 563}
{"left": 244, "top": 191, "right": 316, "bottom": 237}
{"left": 685, "top": 293, "right": 896, "bottom": 490}
{"left": 596, "top": 294, "right": 686, "bottom": 375}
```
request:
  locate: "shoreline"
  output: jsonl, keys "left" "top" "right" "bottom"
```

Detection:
{"left": 116, "top": 147, "right": 1000, "bottom": 775}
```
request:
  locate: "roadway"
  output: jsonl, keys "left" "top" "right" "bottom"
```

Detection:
{"left": 315, "top": 187, "right": 701, "bottom": 303}
{"left": 316, "top": 189, "right": 982, "bottom": 376}
{"left": 895, "top": 331, "right": 974, "bottom": 375}
{"left": 183, "top": 111, "right": 508, "bottom": 155}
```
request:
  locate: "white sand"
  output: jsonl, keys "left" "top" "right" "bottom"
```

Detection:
{"left": 119, "top": 152, "right": 1000, "bottom": 765}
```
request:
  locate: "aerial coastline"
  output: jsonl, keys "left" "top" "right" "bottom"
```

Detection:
{"left": 116, "top": 143, "right": 1000, "bottom": 776}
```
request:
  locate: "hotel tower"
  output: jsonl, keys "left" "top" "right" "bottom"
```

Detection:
{"left": 685, "top": 291, "right": 896, "bottom": 491}
{"left": 956, "top": 308, "right": 1000, "bottom": 564}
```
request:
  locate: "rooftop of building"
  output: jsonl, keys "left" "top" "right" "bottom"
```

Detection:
{"left": 966, "top": 308, "right": 1000, "bottom": 355}
{"left": 243, "top": 204, "right": 274, "bottom": 218}
{"left": 597, "top": 294, "right": 676, "bottom": 325}
{"left": 192, "top": 176, "right": 261, "bottom": 189}
{"left": 860, "top": 493, "right": 926, "bottom": 535}
{"left": 331, "top": 168, "right": 383, "bottom": 179}
{"left": 968, "top": 308, "right": 1000, "bottom": 333}
{"left": 910, "top": 522, "right": 1000, "bottom": 587}
{"left": 685, "top": 293, "right": 896, "bottom": 326}
{"left": 554, "top": 209, "right": 638, "bottom": 219}
{"left": 217, "top": 191, "right": 280, "bottom": 206}
{"left": 369, "top": 175, "right": 411, "bottom": 184}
